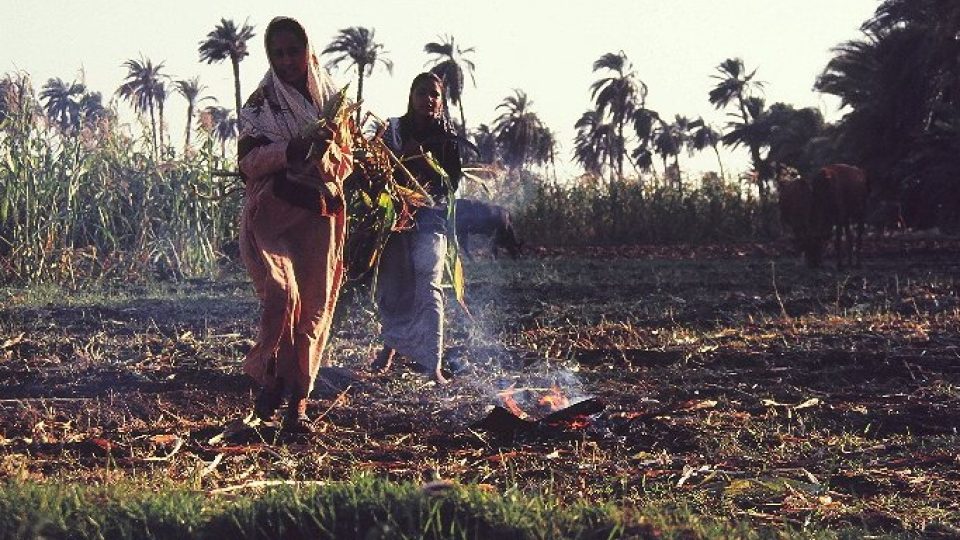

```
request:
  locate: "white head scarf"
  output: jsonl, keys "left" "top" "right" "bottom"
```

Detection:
{"left": 239, "top": 17, "right": 336, "bottom": 143}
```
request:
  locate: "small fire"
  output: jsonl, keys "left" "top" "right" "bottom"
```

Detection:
{"left": 497, "top": 385, "right": 529, "bottom": 419}
{"left": 537, "top": 384, "right": 570, "bottom": 411}
{"left": 565, "top": 415, "right": 591, "bottom": 430}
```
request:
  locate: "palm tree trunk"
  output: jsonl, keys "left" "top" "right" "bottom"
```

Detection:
{"left": 616, "top": 118, "right": 625, "bottom": 182}
{"left": 459, "top": 100, "right": 467, "bottom": 137}
{"left": 674, "top": 154, "right": 682, "bottom": 193}
{"left": 356, "top": 67, "right": 365, "bottom": 125}
{"left": 231, "top": 56, "right": 242, "bottom": 125}
{"left": 184, "top": 104, "right": 194, "bottom": 151}
{"left": 608, "top": 151, "right": 617, "bottom": 186}
{"left": 713, "top": 144, "right": 725, "bottom": 180}
{"left": 148, "top": 100, "right": 158, "bottom": 157}
{"left": 750, "top": 145, "right": 767, "bottom": 194}
{"left": 158, "top": 100, "right": 166, "bottom": 153}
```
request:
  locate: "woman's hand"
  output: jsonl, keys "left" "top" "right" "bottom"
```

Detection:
{"left": 288, "top": 126, "right": 336, "bottom": 163}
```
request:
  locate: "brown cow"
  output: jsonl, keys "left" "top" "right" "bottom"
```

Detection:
{"left": 778, "top": 164, "right": 868, "bottom": 268}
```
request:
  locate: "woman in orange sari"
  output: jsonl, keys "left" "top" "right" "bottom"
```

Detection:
{"left": 237, "top": 17, "right": 353, "bottom": 433}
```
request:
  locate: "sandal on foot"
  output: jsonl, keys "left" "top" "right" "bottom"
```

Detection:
{"left": 282, "top": 398, "right": 314, "bottom": 434}
{"left": 253, "top": 384, "right": 284, "bottom": 422}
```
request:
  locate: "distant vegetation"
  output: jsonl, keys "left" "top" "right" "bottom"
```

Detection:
{"left": 1, "top": 0, "right": 957, "bottom": 283}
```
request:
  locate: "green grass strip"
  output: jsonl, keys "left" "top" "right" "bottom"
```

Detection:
{"left": 0, "top": 477, "right": 899, "bottom": 539}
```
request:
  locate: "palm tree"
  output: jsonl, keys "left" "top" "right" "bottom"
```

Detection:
{"left": 630, "top": 107, "right": 661, "bottom": 177}
{"left": 591, "top": 51, "right": 647, "bottom": 180}
{"left": 816, "top": 31, "right": 925, "bottom": 193}
{"left": 424, "top": 35, "right": 476, "bottom": 136}
{"left": 573, "top": 108, "right": 616, "bottom": 177}
{"left": 719, "top": 97, "right": 770, "bottom": 160}
{"left": 39, "top": 78, "right": 86, "bottom": 132}
{"left": 199, "top": 18, "right": 255, "bottom": 117}
{"left": 174, "top": 77, "right": 209, "bottom": 151}
{"left": 815, "top": 0, "right": 960, "bottom": 211}
{"left": 534, "top": 127, "right": 558, "bottom": 181}
{"left": 691, "top": 121, "right": 724, "bottom": 180}
{"left": 470, "top": 124, "right": 498, "bottom": 164}
{"left": 651, "top": 121, "right": 679, "bottom": 186}
{"left": 154, "top": 78, "right": 169, "bottom": 151}
{"left": 762, "top": 103, "right": 825, "bottom": 176}
{"left": 492, "top": 90, "right": 547, "bottom": 169}
{"left": 322, "top": 27, "right": 392, "bottom": 122}
{"left": 202, "top": 105, "right": 238, "bottom": 157}
{"left": 709, "top": 58, "right": 771, "bottom": 195}
{"left": 652, "top": 115, "right": 701, "bottom": 191}
{"left": 116, "top": 57, "right": 167, "bottom": 154}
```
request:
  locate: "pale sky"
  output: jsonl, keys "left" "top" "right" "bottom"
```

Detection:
{"left": 2, "top": 0, "right": 878, "bottom": 176}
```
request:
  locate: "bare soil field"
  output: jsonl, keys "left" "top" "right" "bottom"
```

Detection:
{"left": 1, "top": 236, "right": 958, "bottom": 536}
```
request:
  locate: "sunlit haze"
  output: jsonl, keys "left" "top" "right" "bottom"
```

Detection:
{"left": 2, "top": 0, "right": 878, "bottom": 177}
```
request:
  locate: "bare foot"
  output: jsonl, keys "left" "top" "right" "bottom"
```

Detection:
{"left": 433, "top": 368, "right": 451, "bottom": 385}
{"left": 371, "top": 347, "right": 395, "bottom": 374}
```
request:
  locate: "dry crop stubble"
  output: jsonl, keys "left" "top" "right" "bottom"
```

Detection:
{"left": 0, "top": 238, "right": 958, "bottom": 534}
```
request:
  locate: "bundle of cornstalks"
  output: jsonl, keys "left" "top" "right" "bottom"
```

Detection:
{"left": 302, "top": 91, "right": 465, "bottom": 307}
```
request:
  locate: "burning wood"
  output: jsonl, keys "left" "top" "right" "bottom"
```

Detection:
{"left": 496, "top": 384, "right": 530, "bottom": 420}
{"left": 537, "top": 384, "right": 570, "bottom": 411}
{"left": 478, "top": 384, "right": 606, "bottom": 434}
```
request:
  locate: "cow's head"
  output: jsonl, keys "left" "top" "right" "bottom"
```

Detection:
{"left": 778, "top": 176, "right": 829, "bottom": 268}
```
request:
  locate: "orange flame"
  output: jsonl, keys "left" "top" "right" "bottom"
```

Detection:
{"left": 497, "top": 385, "right": 529, "bottom": 419}
{"left": 537, "top": 384, "right": 570, "bottom": 411}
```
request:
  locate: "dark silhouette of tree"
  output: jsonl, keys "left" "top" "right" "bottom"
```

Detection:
{"left": 202, "top": 105, "right": 237, "bottom": 157}
{"left": 470, "top": 124, "right": 498, "bottom": 164}
{"left": 762, "top": 104, "right": 825, "bottom": 176}
{"left": 199, "top": 19, "right": 255, "bottom": 118}
{"left": 652, "top": 115, "right": 701, "bottom": 191}
{"left": 630, "top": 107, "right": 661, "bottom": 175}
{"left": 79, "top": 92, "right": 106, "bottom": 125}
{"left": 691, "top": 121, "right": 724, "bottom": 180}
{"left": 709, "top": 58, "right": 771, "bottom": 197}
{"left": 492, "top": 90, "right": 549, "bottom": 170}
{"left": 591, "top": 51, "right": 646, "bottom": 181}
{"left": 174, "top": 77, "right": 209, "bottom": 151}
{"left": 40, "top": 78, "right": 86, "bottom": 132}
{"left": 116, "top": 57, "right": 167, "bottom": 154}
{"left": 573, "top": 108, "right": 617, "bottom": 177}
{"left": 424, "top": 35, "right": 476, "bottom": 136}
{"left": 322, "top": 26, "right": 392, "bottom": 123}
{"left": 815, "top": 0, "right": 960, "bottom": 228}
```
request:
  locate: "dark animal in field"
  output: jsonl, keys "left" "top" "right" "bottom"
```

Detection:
{"left": 778, "top": 164, "right": 868, "bottom": 268}
{"left": 455, "top": 199, "right": 522, "bottom": 259}
{"left": 866, "top": 199, "right": 905, "bottom": 236}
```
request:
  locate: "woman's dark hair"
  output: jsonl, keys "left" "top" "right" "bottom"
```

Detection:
{"left": 265, "top": 17, "right": 308, "bottom": 49}
{"left": 407, "top": 72, "right": 444, "bottom": 115}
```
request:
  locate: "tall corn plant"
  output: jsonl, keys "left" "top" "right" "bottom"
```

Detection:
{"left": 0, "top": 74, "right": 241, "bottom": 285}
{"left": 513, "top": 176, "right": 770, "bottom": 246}
{"left": 0, "top": 76, "right": 85, "bottom": 282}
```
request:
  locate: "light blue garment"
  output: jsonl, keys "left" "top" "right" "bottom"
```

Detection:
{"left": 375, "top": 230, "right": 447, "bottom": 371}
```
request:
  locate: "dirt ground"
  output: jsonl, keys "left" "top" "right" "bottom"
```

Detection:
{"left": 1, "top": 235, "right": 958, "bottom": 535}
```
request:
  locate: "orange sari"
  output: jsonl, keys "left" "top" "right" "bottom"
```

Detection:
{"left": 237, "top": 40, "right": 352, "bottom": 399}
